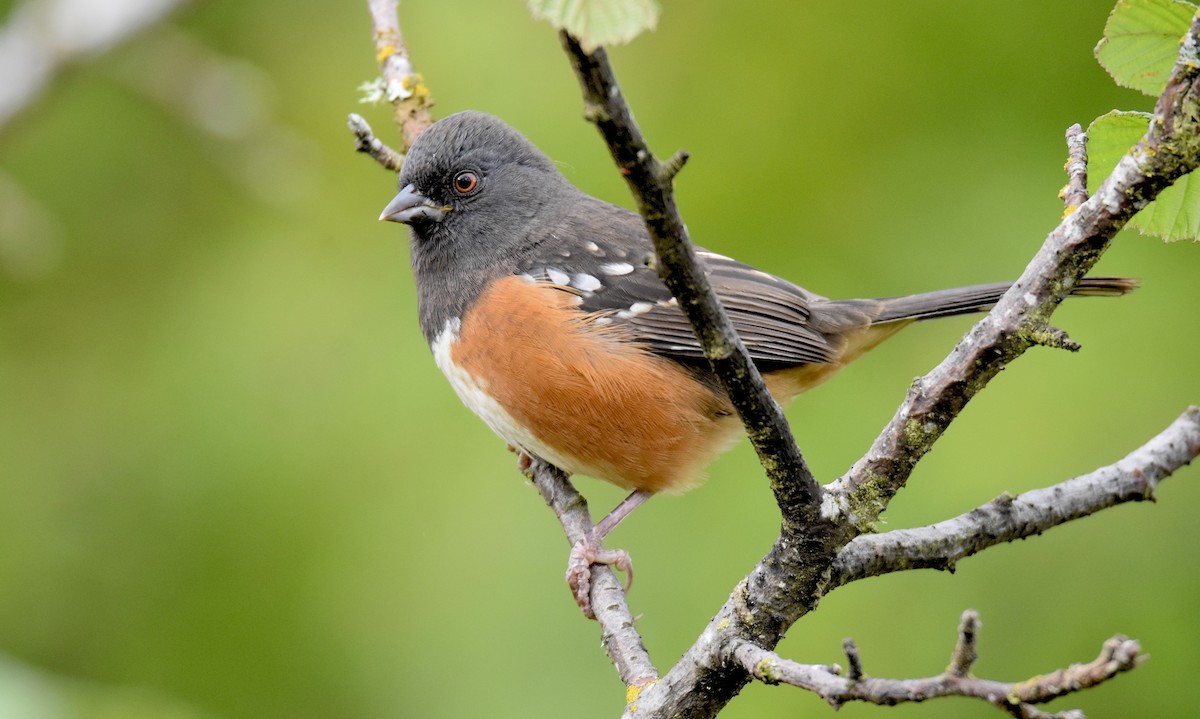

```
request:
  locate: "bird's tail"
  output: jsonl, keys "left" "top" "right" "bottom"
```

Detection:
{"left": 866, "top": 276, "right": 1138, "bottom": 324}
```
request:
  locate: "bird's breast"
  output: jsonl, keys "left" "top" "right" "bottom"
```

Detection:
{"left": 430, "top": 275, "right": 742, "bottom": 493}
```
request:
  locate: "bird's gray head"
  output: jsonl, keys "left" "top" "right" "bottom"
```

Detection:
{"left": 379, "top": 111, "right": 572, "bottom": 274}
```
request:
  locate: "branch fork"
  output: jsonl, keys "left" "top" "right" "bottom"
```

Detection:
{"left": 729, "top": 610, "right": 1142, "bottom": 717}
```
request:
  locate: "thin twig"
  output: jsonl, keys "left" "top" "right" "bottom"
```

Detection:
{"left": 729, "top": 612, "right": 1142, "bottom": 715}
{"left": 347, "top": 113, "right": 404, "bottom": 171}
{"left": 830, "top": 406, "right": 1200, "bottom": 586}
{"left": 527, "top": 459, "right": 658, "bottom": 689}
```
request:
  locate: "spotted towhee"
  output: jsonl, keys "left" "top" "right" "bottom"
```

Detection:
{"left": 379, "top": 111, "right": 1134, "bottom": 617}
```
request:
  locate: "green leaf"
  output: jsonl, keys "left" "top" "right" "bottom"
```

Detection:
{"left": 1094, "top": 0, "right": 1197, "bottom": 96}
{"left": 1086, "top": 111, "right": 1150, "bottom": 192}
{"left": 529, "top": 0, "right": 660, "bottom": 51}
{"left": 1087, "top": 110, "right": 1200, "bottom": 241}
{"left": 1133, "top": 169, "right": 1200, "bottom": 240}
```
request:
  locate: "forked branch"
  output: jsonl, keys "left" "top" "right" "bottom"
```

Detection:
{"left": 831, "top": 406, "right": 1200, "bottom": 586}
{"left": 730, "top": 610, "right": 1142, "bottom": 718}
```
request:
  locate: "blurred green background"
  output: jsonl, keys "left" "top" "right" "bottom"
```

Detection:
{"left": 0, "top": 1, "right": 1196, "bottom": 717}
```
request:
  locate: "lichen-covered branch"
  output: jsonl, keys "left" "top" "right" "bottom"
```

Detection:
{"left": 729, "top": 610, "right": 1142, "bottom": 717}
{"left": 830, "top": 406, "right": 1200, "bottom": 586}
{"left": 558, "top": 31, "right": 822, "bottom": 530}
{"left": 366, "top": 0, "right": 433, "bottom": 152}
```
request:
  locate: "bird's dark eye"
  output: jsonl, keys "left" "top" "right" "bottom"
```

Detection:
{"left": 452, "top": 171, "right": 479, "bottom": 195}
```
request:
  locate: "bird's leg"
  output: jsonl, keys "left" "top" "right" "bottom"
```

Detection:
{"left": 567, "top": 489, "right": 653, "bottom": 619}
{"left": 594, "top": 489, "right": 652, "bottom": 540}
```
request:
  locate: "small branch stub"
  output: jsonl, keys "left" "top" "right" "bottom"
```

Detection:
{"left": 659, "top": 150, "right": 689, "bottom": 182}
{"left": 1025, "top": 321, "right": 1081, "bottom": 352}
{"left": 348, "top": 112, "right": 404, "bottom": 171}
{"left": 1061, "top": 123, "right": 1089, "bottom": 214}
{"left": 947, "top": 610, "right": 979, "bottom": 677}
{"left": 843, "top": 639, "right": 864, "bottom": 682}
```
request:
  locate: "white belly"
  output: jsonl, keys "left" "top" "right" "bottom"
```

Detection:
{"left": 431, "top": 319, "right": 592, "bottom": 476}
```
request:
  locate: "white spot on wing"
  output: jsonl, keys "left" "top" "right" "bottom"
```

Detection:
{"left": 571, "top": 273, "right": 602, "bottom": 292}
{"left": 584, "top": 241, "right": 602, "bottom": 254}
{"left": 616, "top": 301, "right": 655, "bottom": 319}
{"left": 600, "top": 262, "right": 635, "bottom": 276}
{"left": 546, "top": 268, "right": 570, "bottom": 285}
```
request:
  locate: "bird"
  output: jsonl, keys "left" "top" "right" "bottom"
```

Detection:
{"left": 379, "top": 110, "right": 1135, "bottom": 617}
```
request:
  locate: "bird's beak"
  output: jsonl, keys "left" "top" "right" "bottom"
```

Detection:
{"left": 378, "top": 184, "right": 449, "bottom": 224}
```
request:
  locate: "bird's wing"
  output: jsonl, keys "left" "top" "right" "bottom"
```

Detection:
{"left": 515, "top": 235, "right": 846, "bottom": 368}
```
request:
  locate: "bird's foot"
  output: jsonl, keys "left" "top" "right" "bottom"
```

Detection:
{"left": 507, "top": 444, "right": 534, "bottom": 475}
{"left": 566, "top": 540, "right": 633, "bottom": 620}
